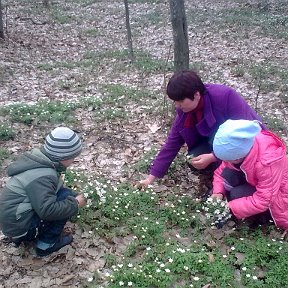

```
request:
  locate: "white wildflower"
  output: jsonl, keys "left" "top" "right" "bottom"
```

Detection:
{"left": 193, "top": 276, "right": 199, "bottom": 281}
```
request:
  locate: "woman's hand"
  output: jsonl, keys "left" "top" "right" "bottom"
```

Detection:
{"left": 190, "top": 153, "right": 216, "bottom": 169}
{"left": 136, "top": 175, "right": 156, "bottom": 190}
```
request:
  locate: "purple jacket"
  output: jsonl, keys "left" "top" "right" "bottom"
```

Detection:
{"left": 150, "top": 84, "right": 264, "bottom": 178}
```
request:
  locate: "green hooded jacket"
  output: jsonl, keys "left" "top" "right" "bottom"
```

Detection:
{"left": 0, "top": 148, "right": 78, "bottom": 238}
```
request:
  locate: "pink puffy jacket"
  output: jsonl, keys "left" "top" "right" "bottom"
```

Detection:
{"left": 213, "top": 130, "right": 288, "bottom": 230}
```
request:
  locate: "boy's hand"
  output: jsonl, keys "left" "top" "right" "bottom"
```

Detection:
{"left": 75, "top": 194, "right": 86, "bottom": 208}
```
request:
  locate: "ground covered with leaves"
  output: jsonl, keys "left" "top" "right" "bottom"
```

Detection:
{"left": 0, "top": 0, "right": 288, "bottom": 287}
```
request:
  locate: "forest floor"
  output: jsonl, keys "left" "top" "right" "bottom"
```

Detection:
{"left": 0, "top": 0, "right": 288, "bottom": 287}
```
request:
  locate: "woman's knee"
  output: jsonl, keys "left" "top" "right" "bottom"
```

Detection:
{"left": 188, "top": 141, "right": 211, "bottom": 157}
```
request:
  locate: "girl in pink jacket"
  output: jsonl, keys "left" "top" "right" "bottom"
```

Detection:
{"left": 212, "top": 119, "right": 288, "bottom": 230}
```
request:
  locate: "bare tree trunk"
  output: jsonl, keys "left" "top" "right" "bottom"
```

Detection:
{"left": 123, "top": 0, "right": 134, "bottom": 62}
{"left": 169, "top": 0, "right": 189, "bottom": 71}
{"left": 43, "top": 0, "right": 49, "bottom": 8}
{"left": 0, "top": 0, "right": 4, "bottom": 39}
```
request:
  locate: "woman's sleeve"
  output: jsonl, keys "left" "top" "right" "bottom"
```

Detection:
{"left": 150, "top": 114, "right": 185, "bottom": 178}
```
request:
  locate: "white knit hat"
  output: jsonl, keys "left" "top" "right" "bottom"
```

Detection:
{"left": 43, "top": 127, "right": 82, "bottom": 161}
{"left": 213, "top": 120, "right": 261, "bottom": 161}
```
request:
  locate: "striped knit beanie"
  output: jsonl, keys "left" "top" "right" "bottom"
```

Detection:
{"left": 42, "top": 127, "right": 82, "bottom": 161}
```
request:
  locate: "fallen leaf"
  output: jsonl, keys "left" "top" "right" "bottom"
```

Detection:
{"left": 235, "top": 252, "right": 245, "bottom": 265}
{"left": 147, "top": 123, "right": 161, "bottom": 133}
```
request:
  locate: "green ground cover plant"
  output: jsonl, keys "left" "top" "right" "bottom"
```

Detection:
{"left": 83, "top": 28, "right": 102, "bottom": 37}
{"left": 0, "top": 124, "right": 15, "bottom": 141}
{"left": 223, "top": 6, "right": 288, "bottom": 40}
{"left": 187, "top": 4, "right": 288, "bottom": 40}
{"left": 232, "top": 62, "right": 288, "bottom": 99}
{"left": 1, "top": 0, "right": 287, "bottom": 286}
{"left": 262, "top": 114, "right": 287, "bottom": 136}
{"left": 0, "top": 85, "right": 160, "bottom": 126}
{"left": 64, "top": 169, "right": 288, "bottom": 287}
{"left": 37, "top": 58, "right": 100, "bottom": 71}
{"left": 84, "top": 49, "right": 173, "bottom": 74}
{"left": 92, "top": 84, "right": 160, "bottom": 121}
{"left": 132, "top": 147, "right": 158, "bottom": 173}
{"left": 0, "top": 101, "right": 77, "bottom": 124}
{"left": 50, "top": 5, "right": 77, "bottom": 24}
{"left": 0, "top": 148, "right": 10, "bottom": 167}
{"left": 0, "top": 65, "right": 13, "bottom": 85}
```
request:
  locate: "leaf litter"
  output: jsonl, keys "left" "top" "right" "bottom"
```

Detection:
{"left": 0, "top": 0, "right": 287, "bottom": 287}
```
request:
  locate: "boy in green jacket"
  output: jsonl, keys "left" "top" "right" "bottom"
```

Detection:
{"left": 0, "top": 127, "right": 86, "bottom": 256}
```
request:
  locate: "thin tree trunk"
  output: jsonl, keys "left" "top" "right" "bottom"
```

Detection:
{"left": 123, "top": 0, "right": 134, "bottom": 62}
{"left": 0, "top": 0, "right": 4, "bottom": 39}
{"left": 43, "top": 0, "right": 49, "bottom": 8}
{"left": 169, "top": 0, "right": 189, "bottom": 71}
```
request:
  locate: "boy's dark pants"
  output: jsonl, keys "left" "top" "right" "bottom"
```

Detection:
{"left": 14, "top": 187, "right": 74, "bottom": 245}
{"left": 221, "top": 168, "right": 272, "bottom": 225}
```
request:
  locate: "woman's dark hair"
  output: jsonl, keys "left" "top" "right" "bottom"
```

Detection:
{"left": 166, "top": 70, "right": 206, "bottom": 101}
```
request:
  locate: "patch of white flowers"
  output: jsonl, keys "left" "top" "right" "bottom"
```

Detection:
{"left": 86, "top": 179, "right": 107, "bottom": 205}
{"left": 202, "top": 197, "right": 231, "bottom": 228}
{"left": 64, "top": 169, "right": 107, "bottom": 206}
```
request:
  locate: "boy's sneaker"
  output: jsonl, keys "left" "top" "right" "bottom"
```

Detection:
{"left": 36, "top": 234, "right": 73, "bottom": 257}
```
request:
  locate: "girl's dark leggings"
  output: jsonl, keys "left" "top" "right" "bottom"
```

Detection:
{"left": 221, "top": 168, "right": 272, "bottom": 225}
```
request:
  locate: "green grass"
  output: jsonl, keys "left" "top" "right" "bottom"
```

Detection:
{"left": 101, "top": 84, "right": 157, "bottom": 103}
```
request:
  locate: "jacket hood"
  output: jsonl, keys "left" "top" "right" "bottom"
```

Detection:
{"left": 250, "top": 131, "right": 286, "bottom": 166}
{"left": 7, "top": 148, "right": 62, "bottom": 177}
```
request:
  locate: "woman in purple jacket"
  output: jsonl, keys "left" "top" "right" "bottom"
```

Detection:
{"left": 140, "top": 70, "right": 265, "bottom": 187}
